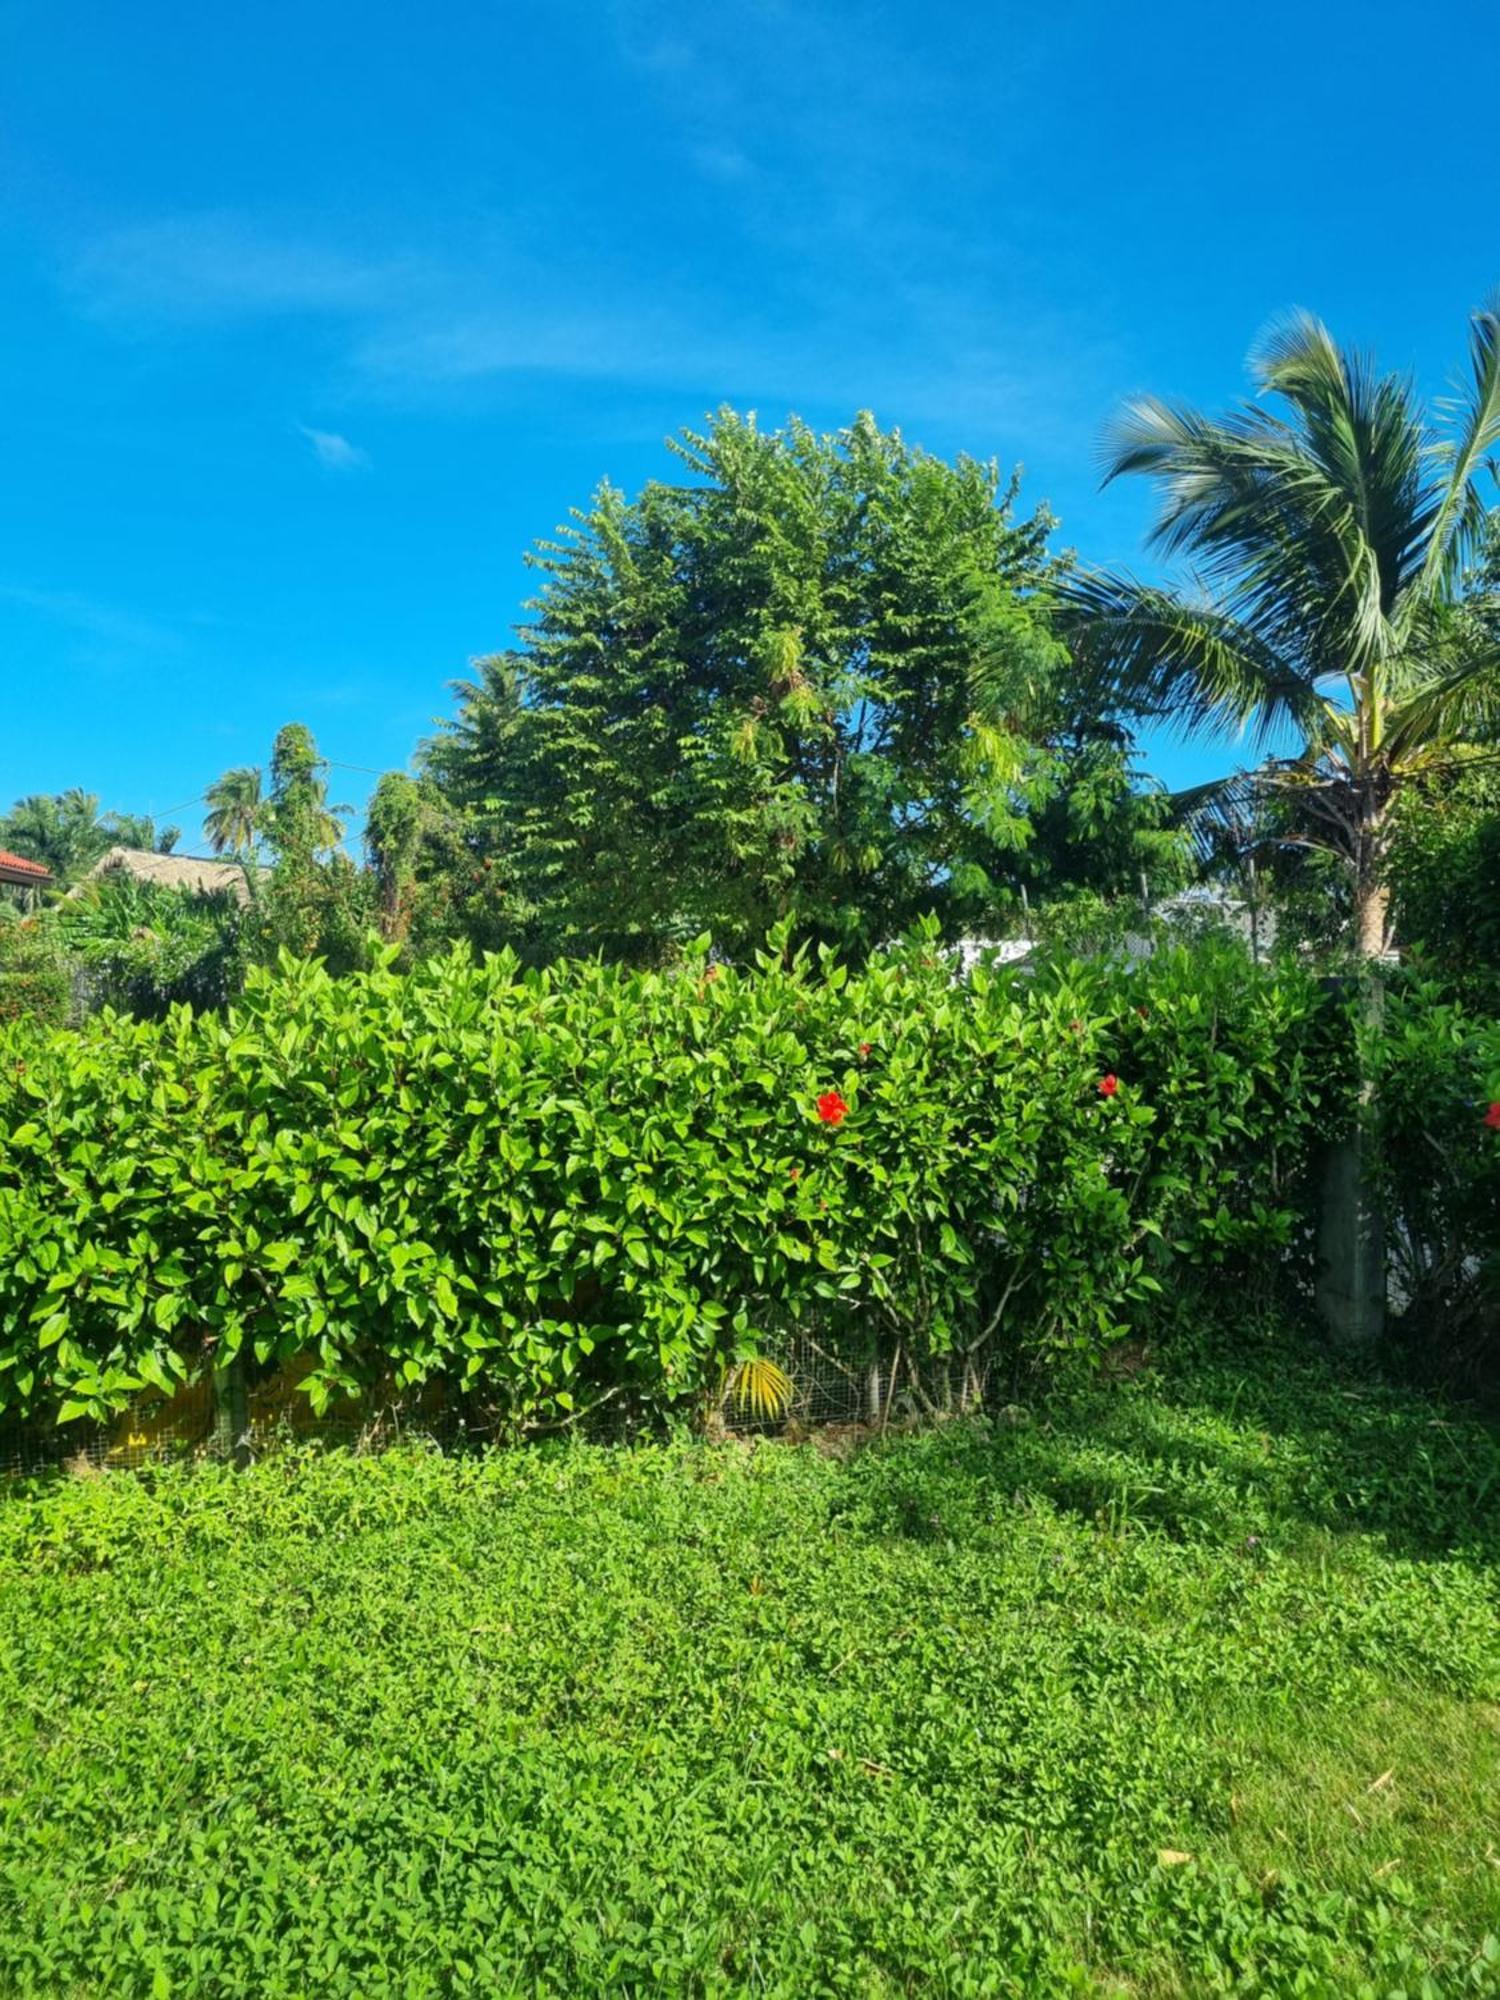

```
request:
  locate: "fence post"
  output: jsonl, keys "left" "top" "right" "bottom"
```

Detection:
{"left": 212, "top": 1351, "right": 251, "bottom": 1467}
{"left": 1314, "top": 974, "right": 1386, "bottom": 1349}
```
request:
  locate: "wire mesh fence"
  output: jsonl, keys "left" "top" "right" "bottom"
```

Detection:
{"left": 0, "top": 1331, "right": 994, "bottom": 1483}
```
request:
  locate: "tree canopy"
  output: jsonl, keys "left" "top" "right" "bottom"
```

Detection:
{"left": 423, "top": 408, "right": 1117, "bottom": 961}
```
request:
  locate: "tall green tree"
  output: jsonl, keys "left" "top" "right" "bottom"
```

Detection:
{"left": 424, "top": 409, "right": 1068, "bottom": 962}
{"left": 215, "top": 725, "right": 368, "bottom": 971}
{"left": 363, "top": 770, "right": 480, "bottom": 951}
{"left": 204, "top": 731, "right": 347, "bottom": 869}
{"left": 1064, "top": 303, "right": 1500, "bottom": 958}
{"left": 262, "top": 725, "right": 347, "bottom": 862}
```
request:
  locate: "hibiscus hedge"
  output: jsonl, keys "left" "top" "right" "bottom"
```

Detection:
{"left": 0, "top": 931, "right": 1340, "bottom": 1432}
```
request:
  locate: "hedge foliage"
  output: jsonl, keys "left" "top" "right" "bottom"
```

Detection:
{"left": 1370, "top": 980, "right": 1500, "bottom": 1385}
{"left": 0, "top": 915, "right": 70, "bottom": 1029}
{"left": 0, "top": 931, "right": 1339, "bottom": 1430}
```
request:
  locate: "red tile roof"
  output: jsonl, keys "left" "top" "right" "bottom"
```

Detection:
{"left": 0, "top": 849, "right": 53, "bottom": 880}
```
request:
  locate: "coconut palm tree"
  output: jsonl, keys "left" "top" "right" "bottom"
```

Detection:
{"left": 203, "top": 767, "right": 264, "bottom": 858}
{"left": 1064, "top": 302, "right": 1500, "bottom": 959}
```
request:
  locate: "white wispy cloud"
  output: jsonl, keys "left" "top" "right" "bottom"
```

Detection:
{"left": 56, "top": 5, "right": 1119, "bottom": 472}
{"left": 70, "top": 213, "right": 407, "bottom": 324}
{"left": 65, "top": 209, "right": 1112, "bottom": 486}
{"left": 0, "top": 581, "right": 179, "bottom": 654}
{"left": 689, "top": 143, "right": 756, "bottom": 183}
{"left": 298, "top": 425, "right": 370, "bottom": 472}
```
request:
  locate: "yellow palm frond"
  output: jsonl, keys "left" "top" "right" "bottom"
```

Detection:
{"left": 723, "top": 1356, "right": 794, "bottom": 1422}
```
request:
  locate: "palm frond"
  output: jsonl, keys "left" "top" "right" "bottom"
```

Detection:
{"left": 1420, "top": 299, "right": 1500, "bottom": 601}
{"left": 1383, "top": 639, "right": 1500, "bottom": 762}
{"left": 1169, "top": 770, "right": 1266, "bottom": 867}
{"left": 1261, "top": 316, "right": 1432, "bottom": 644}
{"left": 1105, "top": 318, "right": 1438, "bottom": 684}
{"left": 1059, "top": 571, "right": 1322, "bottom": 747}
{"left": 723, "top": 1356, "right": 795, "bottom": 1423}
{"left": 202, "top": 767, "right": 264, "bottom": 858}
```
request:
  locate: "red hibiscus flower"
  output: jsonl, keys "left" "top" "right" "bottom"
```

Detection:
{"left": 1485, "top": 1102, "right": 1500, "bottom": 1129}
{"left": 1098, "top": 1074, "right": 1119, "bottom": 1098}
{"left": 816, "top": 1090, "right": 849, "bottom": 1126}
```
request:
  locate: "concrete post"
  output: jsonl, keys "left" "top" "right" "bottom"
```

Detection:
{"left": 212, "top": 1351, "right": 252, "bottom": 1466}
{"left": 1314, "top": 973, "right": 1386, "bottom": 1349}
{"left": 1315, "top": 1124, "right": 1386, "bottom": 1347}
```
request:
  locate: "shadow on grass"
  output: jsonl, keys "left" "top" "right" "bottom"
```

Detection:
{"left": 831, "top": 1317, "right": 1500, "bottom": 1563}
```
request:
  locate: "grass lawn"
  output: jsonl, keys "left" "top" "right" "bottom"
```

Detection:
{"left": 2, "top": 1320, "right": 1498, "bottom": 1997}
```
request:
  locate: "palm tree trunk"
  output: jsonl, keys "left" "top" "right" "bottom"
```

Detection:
{"left": 1354, "top": 876, "right": 1391, "bottom": 960}
{"left": 1352, "top": 790, "right": 1392, "bottom": 963}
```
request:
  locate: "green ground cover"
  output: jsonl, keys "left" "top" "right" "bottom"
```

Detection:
{"left": 1, "top": 1320, "right": 1498, "bottom": 1997}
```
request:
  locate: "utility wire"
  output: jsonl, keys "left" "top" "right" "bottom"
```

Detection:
{"left": 89, "top": 756, "right": 402, "bottom": 842}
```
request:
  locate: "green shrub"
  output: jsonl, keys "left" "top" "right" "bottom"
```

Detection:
{"left": 0, "top": 930, "right": 1337, "bottom": 1431}
{"left": 57, "top": 873, "right": 245, "bottom": 1020}
{"left": 0, "top": 915, "right": 70, "bottom": 1029}
{"left": 1370, "top": 980, "right": 1500, "bottom": 1388}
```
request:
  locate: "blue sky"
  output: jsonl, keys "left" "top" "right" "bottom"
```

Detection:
{"left": 3, "top": 0, "right": 1497, "bottom": 850}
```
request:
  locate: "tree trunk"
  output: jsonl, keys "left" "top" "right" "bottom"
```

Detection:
{"left": 1355, "top": 876, "right": 1391, "bottom": 961}
{"left": 1352, "top": 783, "right": 1393, "bottom": 964}
{"left": 380, "top": 871, "right": 407, "bottom": 946}
{"left": 1247, "top": 852, "right": 1261, "bottom": 966}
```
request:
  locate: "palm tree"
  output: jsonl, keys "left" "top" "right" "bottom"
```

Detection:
{"left": 1064, "top": 302, "right": 1500, "bottom": 959}
{"left": 0, "top": 789, "right": 107, "bottom": 883}
{"left": 203, "top": 767, "right": 264, "bottom": 858}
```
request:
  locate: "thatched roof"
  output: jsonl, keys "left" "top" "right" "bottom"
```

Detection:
{"left": 81, "top": 847, "right": 258, "bottom": 906}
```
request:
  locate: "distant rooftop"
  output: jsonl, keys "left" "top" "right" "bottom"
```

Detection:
{"left": 0, "top": 849, "right": 53, "bottom": 884}
{"left": 80, "top": 846, "right": 257, "bottom": 905}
